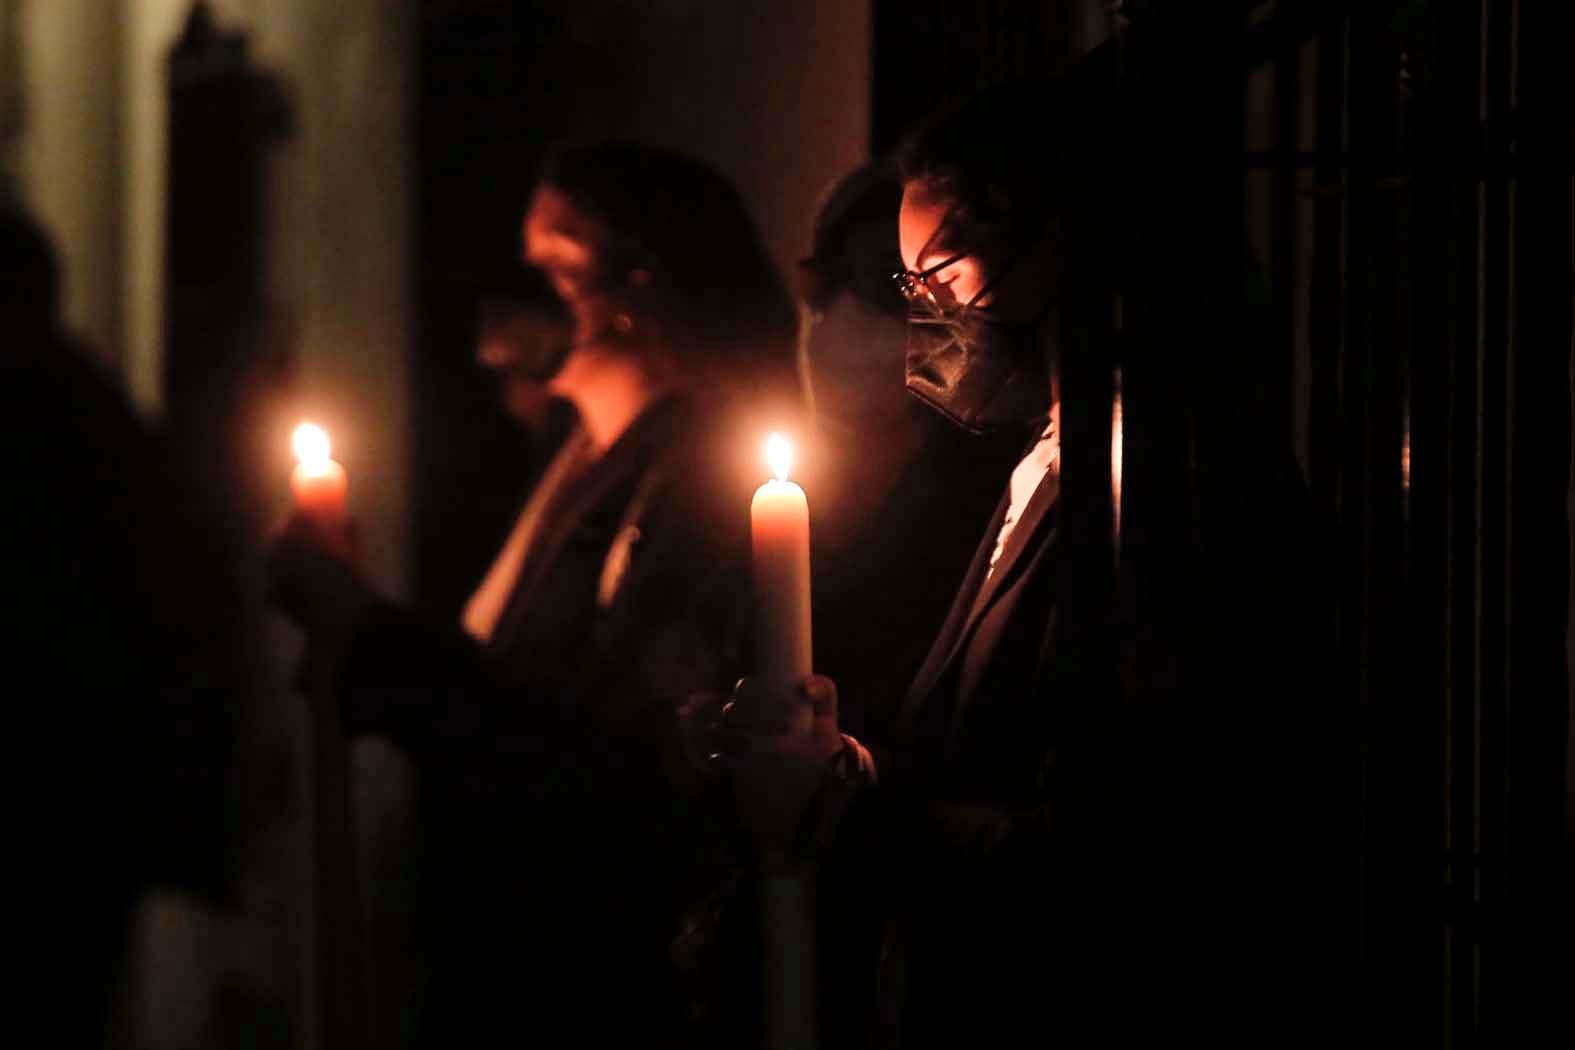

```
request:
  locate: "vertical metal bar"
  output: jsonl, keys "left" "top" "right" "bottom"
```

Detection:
{"left": 1347, "top": 6, "right": 1387, "bottom": 1033}
{"left": 1272, "top": 32, "right": 1302, "bottom": 442}
{"left": 1349, "top": 6, "right": 1435, "bottom": 1038}
{"left": 1507, "top": 0, "right": 1574, "bottom": 1042}
{"left": 1400, "top": 3, "right": 1473, "bottom": 1042}
{"left": 1476, "top": 0, "right": 1513, "bottom": 1038}
{"left": 1305, "top": 17, "right": 1364, "bottom": 1024}
{"left": 1445, "top": 4, "right": 1487, "bottom": 1044}
{"left": 1307, "top": 18, "right": 1346, "bottom": 518}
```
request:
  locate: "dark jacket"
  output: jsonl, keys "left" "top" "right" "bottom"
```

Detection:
{"left": 825, "top": 428, "right": 1349, "bottom": 1049}
{"left": 701, "top": 409, "right": 1016, "bottom": 1047}
{"left": 4, "top": 338, "right": 238, "bottom": 1046}
{"left": 335, "top": 395, "right": 753, "bottom": 1047}
{"left": 810, "top": 407, "right": 1019, "bottom": 742}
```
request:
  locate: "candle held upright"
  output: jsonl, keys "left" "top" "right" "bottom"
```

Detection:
{"left": 291, "top": 422, "right": 348, "bottom": 525}
{"left": 750, "top": 433, "right": 812, "bottom": 682}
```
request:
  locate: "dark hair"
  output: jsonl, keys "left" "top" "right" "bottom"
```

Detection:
{"left": 799, "top": 164, "right": 906, "bottom": 317}
{"left": 536, "top": 141, "right": 797, "bottom": 382}
{"left": 895, "top": 73, "right": 1116, "bottom": 259}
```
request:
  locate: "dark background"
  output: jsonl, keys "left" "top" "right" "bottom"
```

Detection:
{"left": 4, "top": 1, "right": 1569, "bottom": 1047}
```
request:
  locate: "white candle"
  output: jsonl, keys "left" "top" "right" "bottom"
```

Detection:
{"left": 750, "top": 433, "right": 812, "bottom": 682}
{"left": 750, "top": 436, "right": 819, "bottom": 1050}
{"left": 291, "top": 422, "right": 348, "bottom": 525}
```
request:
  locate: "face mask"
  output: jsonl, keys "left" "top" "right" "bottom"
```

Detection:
{"left": 903, "top": 309, "right": 1050, "bottom": 434}
{"left": 896, "top": 250, "right": 1053, "bottom": 434}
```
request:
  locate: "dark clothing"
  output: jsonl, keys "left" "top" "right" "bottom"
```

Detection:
{"left": 822, "top": 425, "right": 1349, "bottom": 1048}
{"left": 418, "top": 394, "right": 579, "bottom": 623}
{"left": 706, "top": 409, "right": 1017, "bottom": 1047}
{"left": 810, "top": 409, "right": 1019, "bottom": 742}
{"left": 4, "top": 339, "right": 237, "bottom": 1046}
{"left": 334, "top": 395, "right": 752, "bottom": 1047}
{"left": 861, "top": 455, "right": 1101, "bottom": 1050}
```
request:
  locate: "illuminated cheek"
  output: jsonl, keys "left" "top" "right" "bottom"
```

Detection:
{"left": 950, "top": 261, "right": 992, "bottom": 306}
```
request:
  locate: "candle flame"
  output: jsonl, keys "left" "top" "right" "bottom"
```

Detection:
{"left": 764, "top": 432, "right": 794, "bottom": 482}
{"left": 292, "top": 422, "right": 332, "bottom": 468}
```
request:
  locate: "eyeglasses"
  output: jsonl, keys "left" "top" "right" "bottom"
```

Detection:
{"left": 891, "top": 252, "right": 969, "bottom": 315}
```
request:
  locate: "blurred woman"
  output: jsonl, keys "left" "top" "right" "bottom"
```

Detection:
{"left": 270, "top": 141, "right": 799, "bottom": 1047}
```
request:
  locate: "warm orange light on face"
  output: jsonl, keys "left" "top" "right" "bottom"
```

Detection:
{"left": 765, "top": 432, "right": 795, "bottom": 482}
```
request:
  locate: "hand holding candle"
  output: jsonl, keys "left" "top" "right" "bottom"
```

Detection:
{"left": 285, "top": 422, "right": 369, "bottom": 1047}
{"left": 270, "top": 421, "right": 367, "bottom": 636}
{"left": 747, "top": 435, "right": 823, "bottom": 1050}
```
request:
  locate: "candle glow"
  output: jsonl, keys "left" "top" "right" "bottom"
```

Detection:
{"left": 293, "top": 422, "right": 332, "bottom": 472}
{"left": 765, "top": 432, "right": 794, "bottom": 482}
{"left": 291, "top": 421, "right": 348, "bottom": 523}
{"left": 1111, "top": 392, "right": 1123, "bottom": 540}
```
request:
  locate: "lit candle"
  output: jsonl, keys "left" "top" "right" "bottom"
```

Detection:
{"left": 291, "top": 422, "right": 348, "bottom": 525}
{"left": 1111, "top": 387, "right": 1123, "bottom": 542}
{"left": 750, "top": 434, "right": 819, "bottom": 1050}
{"left": 750, "top": 433, "right": 812, "bottom": 684}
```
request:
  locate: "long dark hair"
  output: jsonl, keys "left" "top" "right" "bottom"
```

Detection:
{"left": 895, "top": 74, "right": 1119, "bottom": 274}
{"left": 536, "top": 141, "right": 799, "bottom": 393}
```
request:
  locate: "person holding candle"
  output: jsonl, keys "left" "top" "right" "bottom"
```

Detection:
{"left": 268, "top": 142, "right": 800, "bottom": 1048}
{"left": 793, "top": 163, "right": 1020, "bottom": 743}
{"left": 717, "top": 62, "right": 1347, "bottom": 1048}
{"left": 710, "top": 164, "right": 1024, "bottom": 1047}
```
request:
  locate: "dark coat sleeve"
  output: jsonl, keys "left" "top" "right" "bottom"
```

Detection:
{"left": 331, "top": 457, "right": 752, "bottom": 812}
{"left": 820, "top": 447, "right": 1351, "bottom": 1046}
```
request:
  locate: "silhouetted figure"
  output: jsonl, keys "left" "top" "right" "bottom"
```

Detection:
{"left": 718, "top": 69, "right": 1346, "bottom": 1048}
{"left": 795, "top": 164, "right": 1019, "bottom": 743}
{"left": 734, "top": 164, "right": 1017, "bottom": 1046}
{"left": 3, "top": 206, "right": 235, "bottom": 1046}
{"left": 269, "top": 142, "right": 799, "bottom": 1047}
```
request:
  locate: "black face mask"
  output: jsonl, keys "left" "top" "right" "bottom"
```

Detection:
{"left": 896, "top": 251, "right": 1054, "bottom": 435}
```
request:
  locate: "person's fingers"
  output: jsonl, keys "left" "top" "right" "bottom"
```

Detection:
{"left": 801, "top": 675, "right": 839, "bottom": 716}
{"left": 723, "top": 677, "right": 789, "bottom": 730}
{"left": 728, "top": 675, "right": 778, "bottom": 710}
{"left": 716, "top": 704, "right": 798, "bottom": 739}
{"left": 708, "top": 730, "right": 791, "bottom": 775}
{"left": 713, "top": 749, "right": 821, "bottom": 798}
